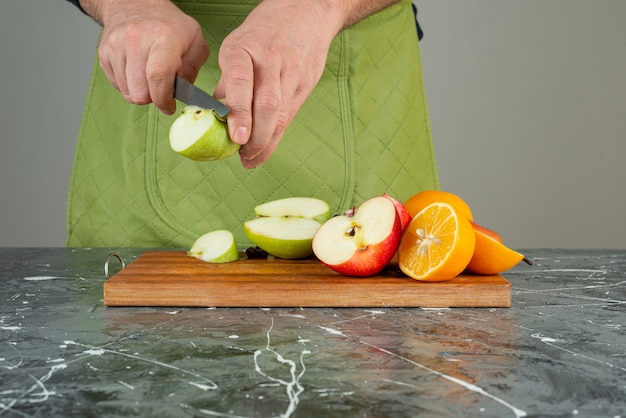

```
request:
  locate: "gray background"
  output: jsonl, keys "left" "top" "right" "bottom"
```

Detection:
{"left": 2, "top": 1, "right": 625, "bottom": 248}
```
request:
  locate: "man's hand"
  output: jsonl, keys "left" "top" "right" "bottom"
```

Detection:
{"left": 82, "top": 0, "right": 209, "bottom": 115}
{"left": 214, "top": 0, "right": 398, "bottom": 168}
{"left": 213, "top": 0, "right": 340, "bottom": 168}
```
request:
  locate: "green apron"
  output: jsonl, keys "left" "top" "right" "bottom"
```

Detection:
{"left": 66, "top": 0, "right": 439, "bottom": 248}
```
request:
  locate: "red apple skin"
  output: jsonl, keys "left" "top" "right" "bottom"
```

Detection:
{"left": 383, "top": 194, "right": 412, "bottom": 232}
{"left": 313, "top": 196, "right": 403, "bottom": 277}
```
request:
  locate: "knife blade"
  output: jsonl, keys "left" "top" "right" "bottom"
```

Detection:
{"left": 174, "top": 76, "right": 230, "bottom": 120}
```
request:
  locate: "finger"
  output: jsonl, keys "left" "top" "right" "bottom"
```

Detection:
{"left": 240, "top": 129, "right": 283, "bottom": 169}
{"left": 125, "top": 60, "right": 151, "bottom": 106}
{"left": 244, "top": 73, "right": 282, "bottom": 160}
{"left": 217, "top": 48, "right": 255, "bottom": 147}
{"left": 121, "top": 34, "right": 158, "bottom": 108}
{"left": 241, "top": 65, "right": 308, "bottom": 167}
{"left": 239, "top": 55, "right": 282, "bottom": 161}
{"left": 145, "top": 39, "right": 180, "bottom": 115}
{"left": 98, "top": 55, "right": 121, "bottom": 93}
{"left": 98, "top": 41, "right": 125, "bottom": 96}
{"left": 240, "top": 91, "right": 299, "bottom": 168}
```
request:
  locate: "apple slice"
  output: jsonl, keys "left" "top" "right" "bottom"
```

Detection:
{"left": 243, "top": 197, "right": 330, "bottom": 259}
{"left": 188, "top": 230, "right": 240, "bottom": 263}
{"left": 253, "top": 197, "right": 330, "bottom": 224}
{"left": 312, "top": 195, "right": 402, "bottom": 277}
{"left": 169, "top": 105, "right": 240, "bottom": 161}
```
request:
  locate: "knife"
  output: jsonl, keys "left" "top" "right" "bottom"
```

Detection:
{"left": 174, "top": 76, "right": 230, "bottom": 120}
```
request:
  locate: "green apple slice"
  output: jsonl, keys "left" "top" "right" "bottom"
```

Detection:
{"left": 188, "top": 230, "right": 240, "bottom": 263}
{"left": 244, "top": 217, "right": 322, "bottom": 260}
{"left": 253, "top": 197, "right": 331, "bottom": 224}
{"left": 169, "top": 105, "right": 240, "bottom": 161}
{"left": 243, "top": 197, "right": 330, "bottom": 259}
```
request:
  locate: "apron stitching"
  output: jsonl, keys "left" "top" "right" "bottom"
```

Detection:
{"left": 336, "top": 30, "right": 356, "bottom": 211}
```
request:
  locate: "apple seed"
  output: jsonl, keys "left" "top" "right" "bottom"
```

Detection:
{"left": 345, "top": 226, "right": 358, "bottom": 237}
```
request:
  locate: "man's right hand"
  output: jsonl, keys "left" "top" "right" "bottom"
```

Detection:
{"left": 81, "top": 0, "right": 210, "bottom": 115}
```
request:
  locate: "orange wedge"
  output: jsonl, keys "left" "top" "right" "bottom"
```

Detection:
{"left": 467, "top": 223, "right": 526, "bottom": 275}
{"left": 404, "top": 190, "right": 473, "bottom": 221}
{"left": 399, "top": 202, "right": 476, "bottom": 282}
{"left": 471, "top": 221, "right": 502, "bottom": 243}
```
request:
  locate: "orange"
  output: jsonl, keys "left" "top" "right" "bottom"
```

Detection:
{"left": 471, "top": 221, "right": 502, "bottom": 243}
{"left": 404, "top": 190, "right": 473, "bottom": 221}
{"left": 399, "top": 202, "right": 476, "bottom": 282}
{"left": 467, "top": 223, "right": 526, "bottom": 275}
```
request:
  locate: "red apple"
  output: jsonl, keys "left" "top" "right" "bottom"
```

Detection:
{"left": 383, "top": 194, "right": 412, "bottom": 232}
{"left": 312, "top": 195, "right": 402, "bottom": 277}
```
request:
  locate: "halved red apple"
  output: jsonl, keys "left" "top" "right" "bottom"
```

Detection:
{"left": 312, "top": 196, "right": 402, "bottom": 277}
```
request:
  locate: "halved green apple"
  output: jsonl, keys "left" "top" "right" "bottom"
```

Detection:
{"left": 169, "top": 105, "right": 240, "bottom": 161}
{"left": 188, "top": 230, "right": 240, "bottom": 263}
{"left": 243, "top": 197, "right": 330, "bottom": 259}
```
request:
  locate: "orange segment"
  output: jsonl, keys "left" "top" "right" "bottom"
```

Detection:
{"left": 467, "top": 224, "right": 525, "bottom": 275}
{"left": 399, "top": 202, "right": 476, "bottom": 282}
{"left": 404, "top": 190, "right": 473, "bottom": 221}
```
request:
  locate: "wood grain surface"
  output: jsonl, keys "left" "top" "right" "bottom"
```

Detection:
{"left": 103, "top": 251, "right": 511, "bottom": 308}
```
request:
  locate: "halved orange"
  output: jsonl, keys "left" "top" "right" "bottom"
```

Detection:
{"left": 467, "top": 223, "right": 526, "bottom": 275}
{"left": 404, "top": 190, "right": 473, "bottom": 221}
{"left": 399, "top": 202, "right": 476, "bottom": 282}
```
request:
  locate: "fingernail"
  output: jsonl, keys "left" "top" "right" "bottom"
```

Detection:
{"left": 234, "top": 126, "right": 249, "bottom": 144}
{"left": 242, "top": 159, "right": 257, "bottom": 169}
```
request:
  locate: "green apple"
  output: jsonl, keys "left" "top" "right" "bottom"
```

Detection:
{"left": 169, "top": 105, "right": 240, "bottom": 161}
{"left": 243, "top": 197, "right": 331, "bottom": 259}
{"left": 188, "top": 230, "right": 240, "bottom": 263}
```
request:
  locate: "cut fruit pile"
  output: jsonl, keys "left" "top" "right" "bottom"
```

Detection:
{"left": 184, "top": 190, "right": 530, "bottom": 283}
{"left": 169, "top": 104, "right": 529, "bottom": 281}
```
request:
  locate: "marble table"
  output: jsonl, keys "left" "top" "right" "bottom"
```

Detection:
{"left": 1, "top": 248, "right": 624, "bottom": 417}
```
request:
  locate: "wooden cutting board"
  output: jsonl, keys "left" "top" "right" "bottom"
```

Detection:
{"left": 103, "top": 251, "right": 511, "bottom": 308}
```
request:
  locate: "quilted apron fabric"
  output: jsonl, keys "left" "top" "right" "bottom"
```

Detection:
{"left": 66, "top": 0, "right": 439, "bottom": 248}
